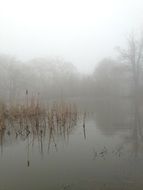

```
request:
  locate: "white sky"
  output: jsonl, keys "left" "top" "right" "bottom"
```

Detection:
{"left": 0, "top": 0, "right": 143, "bottom": 73}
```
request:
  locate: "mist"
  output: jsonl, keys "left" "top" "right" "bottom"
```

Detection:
{"left": 0, "top": 0, "right": 143, "bottom": 73}
{"left": 1, "top": 0, "right": 143, "bottom": 189}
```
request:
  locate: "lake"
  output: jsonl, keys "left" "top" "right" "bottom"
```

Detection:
{"left": 0, "top": 100, "right": 143, "bottom": 190}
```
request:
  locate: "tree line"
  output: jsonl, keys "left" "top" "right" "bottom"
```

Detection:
{"left": 0, "top": 33, "right": 143, "bottom": 105}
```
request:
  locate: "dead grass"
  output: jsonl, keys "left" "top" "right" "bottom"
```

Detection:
{"left": 0, "top": 97, "right": 79, "bottom": 136}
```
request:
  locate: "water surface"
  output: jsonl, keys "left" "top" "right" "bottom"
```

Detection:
{"left": 1, "top": 111, "right": 143, "bottom": 190}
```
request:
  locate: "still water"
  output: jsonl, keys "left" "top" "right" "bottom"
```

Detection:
{"left": 0, "top": 106, "right": 143, "bottom": 190}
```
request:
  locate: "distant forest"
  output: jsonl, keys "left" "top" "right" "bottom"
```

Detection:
{"left": 0, "top": 34, "right": 143, "bottom": 105}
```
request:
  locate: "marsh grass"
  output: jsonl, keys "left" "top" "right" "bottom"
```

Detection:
{"left": 0, "top": 94, "right": 83, "bottom": 153}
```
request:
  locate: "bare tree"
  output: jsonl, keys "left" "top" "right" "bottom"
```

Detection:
{"left": 117, "top": 34, "right": 143, "bottom": 95}
{"left": 118, "top": 33, "right": 143, "bottom": 144}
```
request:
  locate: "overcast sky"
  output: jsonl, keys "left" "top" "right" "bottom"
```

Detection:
{"left": 0, "top": 0, "right": 143, "bottom": 73}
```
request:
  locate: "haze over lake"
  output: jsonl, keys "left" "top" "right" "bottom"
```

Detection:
{"left": 1, "top": 0, "right": 143, "bottom": 189}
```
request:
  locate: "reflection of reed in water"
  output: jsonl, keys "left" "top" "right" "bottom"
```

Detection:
{"left": 0, "top": 100, "right": 79, "bottom": 159}
{"left": 83, "top": 111, "right": 86, "bottom": 140}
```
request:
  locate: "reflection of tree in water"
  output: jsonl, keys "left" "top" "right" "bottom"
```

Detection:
{"left": 93, "top": 97, "right": 131, "bottom": 136}
{"left": 124, "top": 95, "right": 143, "bottom": 157}
{"left": 91, "top": 96, "right": 143, "bottom": 158}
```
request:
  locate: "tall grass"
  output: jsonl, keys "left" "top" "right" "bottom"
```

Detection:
{"left": 0, "top": 94, "right": 82, "bottom": 148}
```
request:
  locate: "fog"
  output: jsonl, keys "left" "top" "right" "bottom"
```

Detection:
{"left": 0, "top": 0, "right": 143, "bottom": 73}
{"left": 1, "top": 0, "right": 143, "bottom": 133}
{"left": 1, "top": 1, "right": 143, "bottom": 189}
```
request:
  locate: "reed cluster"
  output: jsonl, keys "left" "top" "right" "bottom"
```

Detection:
{"left": 0, "top": 98, "right": 79, "bottom": 137}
